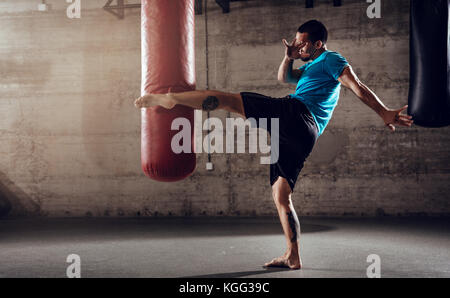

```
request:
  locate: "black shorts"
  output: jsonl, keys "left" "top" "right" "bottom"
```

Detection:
{"left": 240, "top": 92, "right": 319, "bottom": 193}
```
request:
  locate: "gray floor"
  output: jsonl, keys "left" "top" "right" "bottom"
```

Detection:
{"left": 0, "top": 217, "right": 449, "bottom": 278}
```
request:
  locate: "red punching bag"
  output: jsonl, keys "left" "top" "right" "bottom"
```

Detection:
{"left": 141, "top": 0, "right": 196, "bottom": 181}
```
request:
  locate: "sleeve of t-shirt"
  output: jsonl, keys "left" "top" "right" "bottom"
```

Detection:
{"left": 324, "top": 52, "right": 349, "bottom": 80}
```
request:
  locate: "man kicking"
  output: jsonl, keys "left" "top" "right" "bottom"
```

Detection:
{"left": 134, "top": 20, "right": 413, "bottom": 270}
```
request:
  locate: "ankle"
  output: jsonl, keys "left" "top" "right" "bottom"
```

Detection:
{"left": 287, "top": 242, "right": 299, "bottom": 255}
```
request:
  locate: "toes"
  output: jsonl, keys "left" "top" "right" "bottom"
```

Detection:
{"left": 134, "top": 95, "right": 154, "bottom": 108}
{"left": 264, "top": 257, "right": 288, "bottom": 268}
{"left": 135, "top": 97, "right": 147, "bottom": 108}
{"left": 134, "top": 94, "right": 175, "bottom": 109}
{"left": 263, "top": 256, "right": 302, "bottom": 270}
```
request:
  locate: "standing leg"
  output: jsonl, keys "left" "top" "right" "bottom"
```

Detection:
{"left": 134, "top": 90, "right": 245, "bottom": 117}
{"left": 264, "top": 177, "right": 302, "bottom": 270}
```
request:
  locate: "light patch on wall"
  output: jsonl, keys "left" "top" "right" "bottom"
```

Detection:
{"left": 308, "top": 130, "right": 349, "bottom": 164}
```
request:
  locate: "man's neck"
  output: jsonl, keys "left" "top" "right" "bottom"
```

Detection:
{"left": 311, "top": 47, "right": 327, "bottom": 61}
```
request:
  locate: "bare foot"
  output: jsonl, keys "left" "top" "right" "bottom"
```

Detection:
{"left": 134, "top": 93, "right": 176, "bottom": 109}
{"left": 263, "top": 253, "right": 302, "bottom": 270}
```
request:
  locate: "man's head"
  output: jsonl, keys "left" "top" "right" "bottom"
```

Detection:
{"left": 295, "top": 20, "right": 328, "bottom": 62}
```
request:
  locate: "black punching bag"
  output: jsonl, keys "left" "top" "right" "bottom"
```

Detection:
{"left": 408, "top": 0, "right": 450, "bottom": 127}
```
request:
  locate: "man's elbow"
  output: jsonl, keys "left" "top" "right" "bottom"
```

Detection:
{"left": 278, "top": 76, "right": 294, "bottom": 84}
{"left": 277, "top": 75, "right": 287, "bottom": 83}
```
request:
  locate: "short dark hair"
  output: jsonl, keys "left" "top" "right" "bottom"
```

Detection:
{"left": 298, "top": 20, "right": 328, "bottom": 44}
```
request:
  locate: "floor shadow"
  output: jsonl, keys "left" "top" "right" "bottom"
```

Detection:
{"left": 0, "top": 171, "right": 40, "bottom": 218}
{"left": 0, "top": 190, "right": 11, "bottom": 217}
{"left": 302, "top": 267, "right": 364, "bottom": 274}
{"left": 0, "top": 218, "right": 335, "bottom": 243}
{"left": 179, "top": 268, "right": 289, "bottom": 278}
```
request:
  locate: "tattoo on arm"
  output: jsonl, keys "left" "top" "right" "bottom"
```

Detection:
{"left": 202, "top": 96, "right": 219, "bottom": 111}
{"left": 287, "top": 212, "right": 298, "bottom": 243}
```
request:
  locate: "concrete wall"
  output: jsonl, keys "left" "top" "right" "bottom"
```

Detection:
{"left": 0, "top": 0, "right": 449, "bottom": 217}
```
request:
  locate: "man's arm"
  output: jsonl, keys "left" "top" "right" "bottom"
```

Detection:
{"left": 338, "top": 66, "right": 413, "bottom": 131}
{"left": 278, "top": 38, "right": 307, "bottom": 84}
{"left": 278, "top": 57, "right": 302, "bottom": 84}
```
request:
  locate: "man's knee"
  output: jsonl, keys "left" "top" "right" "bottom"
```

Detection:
{"left": 272, "top": 177, "right": 292, "bottom": 205}
{"left": 228, "top": 93, "right": 245, "bottom": 116}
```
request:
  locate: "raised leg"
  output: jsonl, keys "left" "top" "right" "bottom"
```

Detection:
{"left": 134, "top": 90, "right": 245, "bottom": 117}
{"left": 264, "top": 177, "right": 302, "bottom": 270}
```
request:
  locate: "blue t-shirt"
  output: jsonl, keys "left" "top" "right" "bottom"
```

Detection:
{"left": 289, "top": 50, "right": 349, "bottom": 137}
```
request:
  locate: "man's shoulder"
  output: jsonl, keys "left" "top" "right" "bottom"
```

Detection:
{"left": 324, "top": 50, "right": 346, "bottom": 60}
{"left": 323, "top": 51, "right": 348, "bottom": 67}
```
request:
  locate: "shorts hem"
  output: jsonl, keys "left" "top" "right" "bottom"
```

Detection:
{"left": 270, "top": 173, "right": 296, "bottom": 193}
